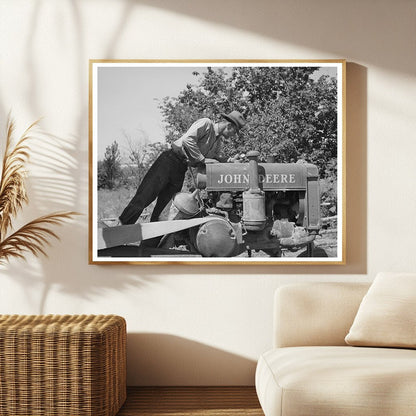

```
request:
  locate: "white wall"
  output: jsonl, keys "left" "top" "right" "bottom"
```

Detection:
{"left": 0, "top": 0, "right": 415, "bottom": 385}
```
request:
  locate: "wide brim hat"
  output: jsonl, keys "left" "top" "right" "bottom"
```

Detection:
{"left": 221, "top": 111, "right": 246, "bottom": 131}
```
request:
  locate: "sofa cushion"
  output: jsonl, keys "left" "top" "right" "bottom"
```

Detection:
{"left": 256, "top": 346, "right": 416, "bottom": 416}
{"left": 345, "top": 272, "right": 416, "bottom": 348}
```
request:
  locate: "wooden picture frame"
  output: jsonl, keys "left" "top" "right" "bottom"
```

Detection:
{"left": 89, "top": 60, "right": 346, "bottom": 265}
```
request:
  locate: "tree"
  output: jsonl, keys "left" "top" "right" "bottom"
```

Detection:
{"left": 121, "top": 129, "right": 151, "bottom": 188}
{"left": 119, "top": 129, "right": 169, "bottom": 189}
{"left": 123, "top": 130, "right": 168, "bottom": 180}
{"left": 159, "top": 66, "right": 338, "bottom": 175}
{"left": 98, "top": 141, "right": 122, "bottom": 189}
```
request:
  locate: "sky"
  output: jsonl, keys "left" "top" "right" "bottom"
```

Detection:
{"left": 95, "top": 63, "right": 338, "bottom": 161}
{"left": 97, "top": 65, "right": 203, "bottom": 160}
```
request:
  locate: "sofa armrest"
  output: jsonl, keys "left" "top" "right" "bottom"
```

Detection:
{"left": 274, "top": 282, "right": 370, "bottom": 348}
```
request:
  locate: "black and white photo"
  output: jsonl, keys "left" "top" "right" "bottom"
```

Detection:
{"left": 89, "top": 60, "right": 345, "bottom": 264}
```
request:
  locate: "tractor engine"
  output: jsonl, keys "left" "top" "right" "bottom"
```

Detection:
{"left": 97, "top": 151, "right": 325, "bottom": 259}
{"left": 184, "top": 150, "right": 322, "bottom": 257}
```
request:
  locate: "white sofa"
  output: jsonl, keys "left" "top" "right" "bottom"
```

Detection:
{"left": 255, "top": 281, "right": 416, "bottom": 416}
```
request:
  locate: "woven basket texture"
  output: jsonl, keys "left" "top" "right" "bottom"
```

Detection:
{"left": 0, "top": 314, "right": 126, "bottom": 416}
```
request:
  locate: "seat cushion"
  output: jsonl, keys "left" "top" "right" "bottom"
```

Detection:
{"left": 256, "top": 346, "right": 416, "bottom": 416}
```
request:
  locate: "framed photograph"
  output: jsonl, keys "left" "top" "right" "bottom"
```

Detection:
{"left": 89, "top": 60, "right": 345, "bottom": 265}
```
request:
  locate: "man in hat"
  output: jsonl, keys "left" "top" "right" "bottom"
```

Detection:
{"left": 119, "top": 110, "right": 246, "bottom": 225}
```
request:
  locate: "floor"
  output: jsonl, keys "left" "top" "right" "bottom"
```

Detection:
{"left": 116, "top": 386, "right": 264, "bottom": 416}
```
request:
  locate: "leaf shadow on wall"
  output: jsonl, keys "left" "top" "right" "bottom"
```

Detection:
{"left": 133, "top": 0, "right": 413, "bottom": 76}
{"left": 126, "top": 333, "right": 257, "bottom": 386}
{"left": 0, "top": 1, "right": 164, "bottom": 313}
{"left": 0, "top": 0, "right": 369, "bottom": 306}
{"left": 0, "top": 128, "right": 160, "bottom": 314}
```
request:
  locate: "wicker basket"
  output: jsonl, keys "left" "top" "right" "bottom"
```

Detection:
{"left": 0, "top": 314, "right": 126, "bottom": 416}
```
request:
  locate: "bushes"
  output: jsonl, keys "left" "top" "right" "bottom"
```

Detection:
{"left": 319, "top": 158, "right": 337, "bottom": 218}
{"left": 98, "top": 141, "right": 122, "bottom": 190}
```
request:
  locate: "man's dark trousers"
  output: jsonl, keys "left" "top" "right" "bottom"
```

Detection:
{"left": 119, "top": 150, "right": 187, "bottom": 224}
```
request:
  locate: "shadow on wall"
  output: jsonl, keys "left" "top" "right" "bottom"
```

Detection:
{"left": 0, "top": 124, "right": 157, "bottom": 313}
{"left": 127, "top": 333, "right": 257, "bottom": 386}
{"left": 0, "top": 0, "right": 370, "bottom": 300}
{"left": 133, "top": 0, "right": 413, "bottom": 76}
{"left": 23, "top": 0, "right": 87, "bottom": 212}
{"left": 0, "top": 62, "right": 369, "bottom": 299}
{"left": 345, "top": 63, "right": 367, "bottom": 275}
{"left": 0, "top": 1, "right": 155, "bottom": 311}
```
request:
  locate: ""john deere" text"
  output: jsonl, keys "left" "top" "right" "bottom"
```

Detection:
{"left": 217, "top": 173, "right": 296, "bottom": 184}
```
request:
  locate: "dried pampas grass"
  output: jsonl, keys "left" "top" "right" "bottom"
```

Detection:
{"left": 0, "top": 116, "right": 78, "bottom": 264}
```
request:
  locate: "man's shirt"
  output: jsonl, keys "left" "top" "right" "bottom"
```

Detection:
{"left": 172, "top": 118, "right": 222, "bottom": 163}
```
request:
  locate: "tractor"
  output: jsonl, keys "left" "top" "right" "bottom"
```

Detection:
{"left": 98, "top": 151, "right": 327, "bottom": 258}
